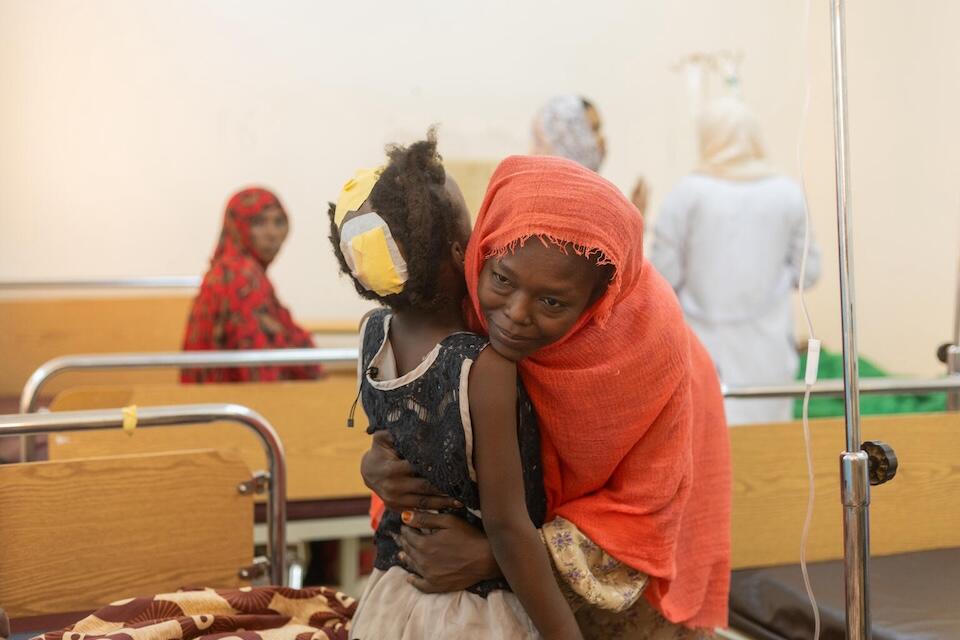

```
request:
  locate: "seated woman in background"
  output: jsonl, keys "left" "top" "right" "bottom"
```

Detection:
{"left": 181, "top": 187, "right": 322, "bottom": 383}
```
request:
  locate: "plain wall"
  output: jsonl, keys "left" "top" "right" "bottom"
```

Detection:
{"left": 1, "top": 0, "right": 958, "bottom": 376}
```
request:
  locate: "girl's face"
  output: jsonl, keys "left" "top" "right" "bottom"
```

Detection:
{"left": 478, "top": 240, "right": 606, "bottom": 361}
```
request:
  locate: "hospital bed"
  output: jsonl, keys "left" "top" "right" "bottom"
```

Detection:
{"left": 0, "top": 404, "right": 286, "bottom": 636}
{"left": 16, "top": 347, "right": 960, "bottom": 637}
{"left": 9, "top": 349, "right": 371, "bottom": 592}
{"left": 728, "top": 411, "right": 960, "bottom": 638}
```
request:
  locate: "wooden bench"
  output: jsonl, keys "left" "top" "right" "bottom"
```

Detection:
{"left": 0, "top": 449, "right": 254, "bottom": 630}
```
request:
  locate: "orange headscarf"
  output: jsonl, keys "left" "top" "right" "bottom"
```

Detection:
{"left": 465, "top": 156, "right": 731, "bottom": 628}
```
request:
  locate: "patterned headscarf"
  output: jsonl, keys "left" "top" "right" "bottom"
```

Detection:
{"left": 213, "top": 187, "right": 286, "bottom": 267}
{"left": 532, "top": 95, "right": 604, "bottom": 172}
{"left": 182, "top": 187, "right": 321, "bottom": 383}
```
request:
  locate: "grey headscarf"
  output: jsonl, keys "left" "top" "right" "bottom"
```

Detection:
{"left": 532, "top": 95, "right": 603, "bottom": 172}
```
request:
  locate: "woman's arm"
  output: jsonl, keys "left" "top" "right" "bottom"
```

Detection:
{"left": 360, "top": 430, "right": 463, "bottom": 512}
{"left": 469, "top": 348, "right": 583, "bottom": 640}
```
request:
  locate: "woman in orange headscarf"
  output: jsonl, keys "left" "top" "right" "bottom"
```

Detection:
{"left": 363, "top": 156, "right": 731, "bottom": 637}
{"left": 181, "top": 187, "right": 321, "bottom": 383}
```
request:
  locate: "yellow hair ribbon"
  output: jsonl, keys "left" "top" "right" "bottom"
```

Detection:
{"left": 121, "top": 405, "right": 138, "bottom": 436}
{"left": 334, "top": 166, "right": 384, "bottom": 226}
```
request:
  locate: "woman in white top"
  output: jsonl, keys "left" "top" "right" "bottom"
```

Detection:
{"left": 650, "top": 96, "right": 821, "bottom": 425}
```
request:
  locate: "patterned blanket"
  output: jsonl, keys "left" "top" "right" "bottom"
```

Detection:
{"left": 34, "top": 587, "right": 355, "bottom": 640}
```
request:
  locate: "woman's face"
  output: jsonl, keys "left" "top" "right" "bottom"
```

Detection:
{"left": 478, "top": 240, "right": 605, "bottom": 361}
{"left": 248, "top": 204, "right": 289, "bottom": 264}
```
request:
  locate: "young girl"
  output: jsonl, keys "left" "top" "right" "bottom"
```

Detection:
{"left": 328, "top": 132, "right": 583, "bottom": 640}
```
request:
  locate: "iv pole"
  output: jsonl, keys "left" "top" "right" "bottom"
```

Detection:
{"left": 828, "top": 1, "right": 891, "bottom": 638}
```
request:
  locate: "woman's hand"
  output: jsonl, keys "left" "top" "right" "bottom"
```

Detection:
{"left": 361, "top": 430, "right": 461, "bottom": 511}
{"left": 398, "top": 511, "right": 502, "bottom": 593}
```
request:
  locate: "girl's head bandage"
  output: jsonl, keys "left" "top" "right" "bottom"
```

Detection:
{"left": 339, "top": 212, "right": 408, "bottom": 296}
{"left": 334, "top": 167, "right": 408, "bottom": 296}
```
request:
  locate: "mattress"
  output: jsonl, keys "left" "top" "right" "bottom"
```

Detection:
{"left": 730, "top": 548, "right": 960, "bottom": 639}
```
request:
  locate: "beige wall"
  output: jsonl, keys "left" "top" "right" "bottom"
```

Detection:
{"left": 1, "top": 0, "right": 957, "bottom": 376}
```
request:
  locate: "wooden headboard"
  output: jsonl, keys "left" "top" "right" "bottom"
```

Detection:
{"left": 0, "top": 296, "right": 193, "bottom": 397}
{"left": 730, "top": 411, "right": 960, "bottom": 569}
{"left": 0, "top": 295, "right": 359, "bottom": 399}
{"left": 0, "top": 449, "right": 253, "bottom": 618}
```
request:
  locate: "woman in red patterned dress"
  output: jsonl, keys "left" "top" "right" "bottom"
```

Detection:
{"left": 181, "top": 187, "right": 321, "bottom": 383}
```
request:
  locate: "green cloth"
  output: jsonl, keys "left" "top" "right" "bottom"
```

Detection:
{"left": 793, "top": 347, "right": 947, "bottom": 418}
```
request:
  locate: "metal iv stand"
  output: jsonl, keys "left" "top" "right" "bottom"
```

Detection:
{"left": 828, "top": 1, "right": 898, "bottom": 638}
